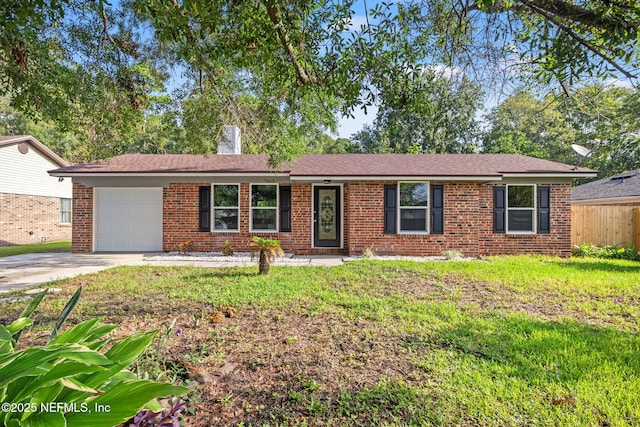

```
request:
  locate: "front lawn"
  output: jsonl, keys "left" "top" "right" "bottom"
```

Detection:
{"left": 0, "top": 240, "right": 71, "bottom": 257}
{"left": 3, "top": 256, "right": 640, "bottom": 426}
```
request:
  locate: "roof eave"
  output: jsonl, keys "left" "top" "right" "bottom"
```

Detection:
{"left": 48, "top": 171, "right": 286, "bottom": 177}
{"left": 289, "top": 175, "right": 503, "bottom": 182}
{"left": 501, "top": 172, "right": 598, "bottom": 179}
{"left": 2, "top": 135, "right": 69, "bottom": 167}
{"left": 572, "top": 195, "right": 640, "bottom": 205}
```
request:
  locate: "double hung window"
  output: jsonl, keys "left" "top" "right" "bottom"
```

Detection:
{"left": 251, "top": 184, "right": 278, "bottom": 231}
{"left": 399, "top": 182, "right": 429, "bottom": 233}
{"left": 212, "top": 185, "right": 239, "bottom": 231}
{"left": 60, "top": 198, "right": 72, "bottom": 224}
{"left": 506, "top": 185, "right": 535, "bottom": 233}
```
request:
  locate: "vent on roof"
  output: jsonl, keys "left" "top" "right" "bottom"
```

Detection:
{"left": 611, "top": 172, "right": 637, "bottom": 182}
{"left": 218, "top": 125, "right": 241, "bottom": 155}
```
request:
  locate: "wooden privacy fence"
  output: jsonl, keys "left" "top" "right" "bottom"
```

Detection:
{"left": 571, "top": 205, "right": 640, "bottom": 249}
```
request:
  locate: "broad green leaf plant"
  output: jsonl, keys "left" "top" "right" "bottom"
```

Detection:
{"left": 0, "top": 288, "right": 190, "bottom": 427}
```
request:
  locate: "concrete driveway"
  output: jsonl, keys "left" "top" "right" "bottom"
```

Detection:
{"left": 0, "top": 253, "right": 155, "bottom": 293}
{"left": 0, "top": 252, "right": 344, "bottom": 294}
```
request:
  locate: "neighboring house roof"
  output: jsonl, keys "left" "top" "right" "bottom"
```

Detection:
{"left": 0, "top": 135, "right": 69, "bottom": 167}
{"left": 572, "top": 169, "right": 640, "bottom": 204}
{"left": 49, "top": 153, "right": 595, "bottom": 180}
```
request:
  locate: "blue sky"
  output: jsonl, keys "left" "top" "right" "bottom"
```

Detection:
{"left": 337, "top": 104, "right": 378, "bottom": 138}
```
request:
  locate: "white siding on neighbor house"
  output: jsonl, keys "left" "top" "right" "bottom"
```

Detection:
{"left": 0, "top": 143, "right": 72, "bottom": 198}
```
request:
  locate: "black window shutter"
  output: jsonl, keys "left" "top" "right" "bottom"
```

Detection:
{"left": 384, "top": 184, "right": 397, "bottom": 234}
{"left": 431, "top": 185, "right": 444, "bottom": 234}
{"left": 538, "top": 186, "right": 551, "bottom": 234}
{"left": 280, "top": 186, "right": 292, "bottom": 232}
{"left": 198, "top": 186, "right": 211, "bottom": 232}
{"left": 493, "top": 186, "right": 506, "bottom": 233}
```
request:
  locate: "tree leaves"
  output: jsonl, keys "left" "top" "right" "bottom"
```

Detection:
{"left": 352, "top": 75, "right": 483, "bottom": 153}
{"left": 1, "top": 0, "right": 639, "bottom": 162}
{"left": 482, "top": 85, "right": 640, "bottom": 178}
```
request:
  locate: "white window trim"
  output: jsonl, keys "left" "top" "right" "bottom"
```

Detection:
{"left": 506, "top": 184, "right": 536, "bottom": 234}
{"left": 398, "top": 181, "right": 430, "bottom": 234}
{"left": 250, "top": 183, "right": 279, "bottom": 233}
{"left": 60, "top": 198, "right": 72, "bottom": 224}
{"left": 212, "top": 183, "right": 240, "bottom": 233}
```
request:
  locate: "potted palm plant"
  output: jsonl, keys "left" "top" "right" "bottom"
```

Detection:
{"left": 249, "top": 236, "right": 284, "bottom": 275}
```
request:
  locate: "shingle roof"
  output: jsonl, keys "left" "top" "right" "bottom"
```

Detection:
{"left": 289, "top": 153, "right": 588, "bottom": 177}
{"left": 0, "top": 135, "right": 69, "bottom": 167}
{"left": 572, "top": 169, "right": 640, "bottom": 201}
{"left": 50, "top": 153, "right": 279, "bottom": 174}
{"left": 49, "top": 152, "right": 594, "bottom": 178}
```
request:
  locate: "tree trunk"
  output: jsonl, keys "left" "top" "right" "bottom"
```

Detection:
{"left": 258, "top": 249, "right": 270, "bottom": 275}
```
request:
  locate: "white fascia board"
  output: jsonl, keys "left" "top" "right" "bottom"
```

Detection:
{"left": 571, "top": 196, "right": 640, "bottom": 205}
{"left": 48, "top": 172, "right": 285, "bottom": 178}
{"left": 289, "top": 175, "right": 503, "bottom": 182}
{"left": 501, "top": 172, "right": 597, "bottom": 179}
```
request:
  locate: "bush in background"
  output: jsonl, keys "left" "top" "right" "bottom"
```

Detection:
{"left": 572, "top": 242, "right": 640, "bottom": 261}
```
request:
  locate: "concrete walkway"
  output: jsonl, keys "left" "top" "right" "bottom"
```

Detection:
{"left": 0, "top": 252, "right": 344, "bottom": 294}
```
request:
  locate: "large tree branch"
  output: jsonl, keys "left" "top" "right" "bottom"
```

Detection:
{"left": 262, "top": 0, "right": 317, "bottom": 85}
{"left": 522, "top": 0, "right": 637, "bottom": 79}
{"left": 466, "top": 0, "right": 640, "bottom": 35}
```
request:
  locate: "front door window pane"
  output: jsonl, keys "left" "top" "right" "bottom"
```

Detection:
{"left": 318, "top": 189, "right": 337, "bottom": 240}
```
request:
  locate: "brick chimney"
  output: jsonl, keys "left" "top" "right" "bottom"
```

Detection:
{"left": 217, "top": 125, "right": 241, "bottom": 154}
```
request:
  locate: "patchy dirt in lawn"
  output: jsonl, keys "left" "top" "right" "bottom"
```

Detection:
{"left": 114, "top": 308, "right": 431, "bottom": 426}
{"left": 380, "top": 272, "right": 640, "bottom": 331}
{"left": 3, "top": 266, "right": 639, "bottom": 425}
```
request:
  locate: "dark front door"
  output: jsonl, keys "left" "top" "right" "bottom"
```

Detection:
{"left": 313, "top": 186, "right": 341, "bottom": 247}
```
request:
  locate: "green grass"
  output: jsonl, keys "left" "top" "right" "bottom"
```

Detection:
{"left": 0, "top": 240, "right": 71, "bottom": 257}
{"left": 3, "top": 255, "right": 640, "bottom": 426}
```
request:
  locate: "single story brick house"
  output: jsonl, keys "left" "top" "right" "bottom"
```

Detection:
{"left": 1, "top": 135, "right": 72, "bottom": 245}
{"left": 49, "top": 134, "right": 595, "bottom": 257}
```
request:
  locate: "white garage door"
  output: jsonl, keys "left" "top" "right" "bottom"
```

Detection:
{"left": 94, "top": 188, "right": 163, "bottom": 251}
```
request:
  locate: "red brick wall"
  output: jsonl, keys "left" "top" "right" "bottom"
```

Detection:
{"left": 345, "top": 181, "right": 482, "bottom": 257}
{"left": 477, "top": 183, "right": 572, "bottom": 257}
{"left": 345, "top": 181, "right": 572, "bottom": 257}
{"left": 71, "top": 180, "right": 573, "bottom": 257}
{"left": 0, "top": 193, "right": 71, "bottom": 245}
{"left": 71, "top": 183, "right": 93, "bottom": 253}
{"left": 162, "top": 183, "right": 336, "bottom": 254}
